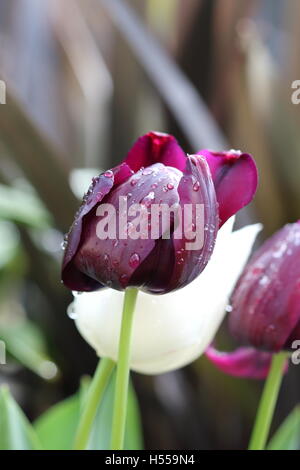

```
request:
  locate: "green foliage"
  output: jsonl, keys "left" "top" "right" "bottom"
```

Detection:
{"left": 0, "top": 318, "right": 58, "bottom": 380}
{"left": 34, "top": 371, "right": 143, "bottom": 450}
{"left": 0, "top": 184, "right": 51, "bottom": 228}
{"left": 0, "top": 386, "right": 41, "bottom": 450}
{"left": 268, "top": 406, "right": 300, "bottom": 450}
{"left": 87, "top": 370, "right": 143, "bottom": 450}
{"left": 34, "top": 393, "right": 80, "bottom": 450}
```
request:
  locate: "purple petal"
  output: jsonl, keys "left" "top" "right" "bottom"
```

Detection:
{"left": 156, "top": 155, "right": 218, "bottom": 293}
{"left": 229, "top": 222, "right": 300, "bottom": 352}
{"left": 198, "top": 149, "right": 258, "bottom": 226}
{"left": 61, "top": 163, "right": 133, "bottom": 291}
{"left": 125, "top": 132, "right": 187, "bottom": 172}
{"left": 73, "top": 164, "right": 182, "bottom": 291}
{"left": 205, "top": 346, "right": 278, "bottom": 379}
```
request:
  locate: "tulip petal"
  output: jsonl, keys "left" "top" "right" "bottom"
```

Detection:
{"left": 198, "top": 149, "right": 258, "bottom": 226}
{"left": 205, "top": 346, "right": 276, "bottom": 379}
{"left": 125, "top": 132, "right": 187, "bottom": 172}
{"left": 229, "top": 222, "right": 300, "bottom": 352}
{"left": 62, "top": 162, "right": 133, "bottom": 291}
{"left": 159, "top": 155, "right": 219, "bottom": 293}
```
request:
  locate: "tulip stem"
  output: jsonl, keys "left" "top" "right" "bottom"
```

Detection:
{"left": 248, "top": 351, "right": 287, "bottom": 450}
{"left": 73, "top": 357, "right": 115, "bottom": 450}
{"left": 111, "top": 287, "right": 138, "bottom": 450}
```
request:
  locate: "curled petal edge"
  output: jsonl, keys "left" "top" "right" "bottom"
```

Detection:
{"left": 205, "top": 346, "right": 288, "bottom": 380}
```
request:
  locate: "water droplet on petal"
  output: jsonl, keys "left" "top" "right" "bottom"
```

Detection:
{"left": 104, "top": 170, "right": 113, "bottom": 178}
{"left": 67, "top": 303, "right": 78, "bottom": 320}
{"left": 259, "top": 275, "right": 269, "bottom": 286}
{"left": 61, "top": 240, "right": 67, "bottom": 251}
{"left": 167, "top": 183, "right": 174, "bottom": 190}
{"left": 193, "top": 181, "right": 200, "bottom": 191}
{"left": 119, "top": 274, "right": 129, "bottom": 287}
{"left": 129, "top": 253, "right": 140, "bottom": 268}
{"left": 142, "top": 191, "right": 155, "bottom": 207}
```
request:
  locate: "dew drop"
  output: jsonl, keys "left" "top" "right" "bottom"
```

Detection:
{"left": 119, "top": 274, "right": 129, "bottom": 286}
{"left": 104, "top": 170, "right": 113, "bottom": 178}
{"left": 131, "top": 179, "right": 138, "bottom": 187}
{"left": 167, "top": 183, "right": 174, "bottom": 190}
{"left": 142, "top": 191, "right": 155, "bottom": 207}
{"left": 61, "top": 240, "right": 67, "bottom": 251}
{"left": 259, "top": 275, "right": 269, "bottom": 286}
{"left": 67, "top": 303, "right": 78, "bottom": 320}
{"left": 129, "top": 253, "right": 140, "bottom": 269}
{"left": 193, "top": 181, "right": 200, "bottom": 192}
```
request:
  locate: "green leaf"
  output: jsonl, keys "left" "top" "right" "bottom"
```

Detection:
{"left": 88, "top": 370, "right": 143, "bottom": 450}
{"left": 34, "top": 372, "right": 143, "bottom": 450}
{"left": 0, "top": 184, "right": 51, "bottom": 228}
{"left": 34, "top": 394, "right": 80, "bottom": 450}
{"left": 0, "top": 386, "right": 41, "bottom": 450}
{"left": 268, "top": 406, "right": 300, "bottom": 450}
{"left": 0, "top": 318, "right": 59, "bottom": 380}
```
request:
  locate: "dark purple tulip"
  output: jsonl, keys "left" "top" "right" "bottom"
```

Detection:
{"left": 229, "top": 222, "right": 300, "bottom": 351}
{"left": 206, "top": 222, "right": 300, "bottom": 378}
{"left": 62, "top": 132, "right": 257, "bottom": 294}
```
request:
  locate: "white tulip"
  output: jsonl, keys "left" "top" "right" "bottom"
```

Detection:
{"left": 70, "top": 217, "right": 261, "bottom": 375}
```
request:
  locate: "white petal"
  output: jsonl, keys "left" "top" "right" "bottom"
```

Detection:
{"left": 73, "top": 219, "right": 262, "bottom": 375}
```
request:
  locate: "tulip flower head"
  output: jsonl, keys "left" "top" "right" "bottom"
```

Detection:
{"left": 207, "top": 221, "right": 300, "bottom": 378}
{"left": 62, "top": 132, "right": 257, "bottom": 295}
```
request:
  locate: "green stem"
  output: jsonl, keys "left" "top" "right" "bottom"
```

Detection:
{"left": 110, "top": 288, "right": 138, "bottom": 450}
{"left": 73, "top": 357, "right": 115, "bottom": 450}
{"left": 248, "top": 351, "right": 287, "bottom": 450}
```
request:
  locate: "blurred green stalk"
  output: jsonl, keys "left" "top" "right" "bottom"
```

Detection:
{"left": 248, "top": 352, "right": 288, "bottom": 450}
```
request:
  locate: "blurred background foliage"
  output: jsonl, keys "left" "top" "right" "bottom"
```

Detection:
{"left": 0, "top": 0, "right": 299, "bottom": 449}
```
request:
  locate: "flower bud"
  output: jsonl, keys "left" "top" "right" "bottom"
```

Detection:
{"left": 229, "top": 222, "right": 300, "bottom": 352}
{"left": 206, "top": 222, "right": 300, "bottom": 378}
